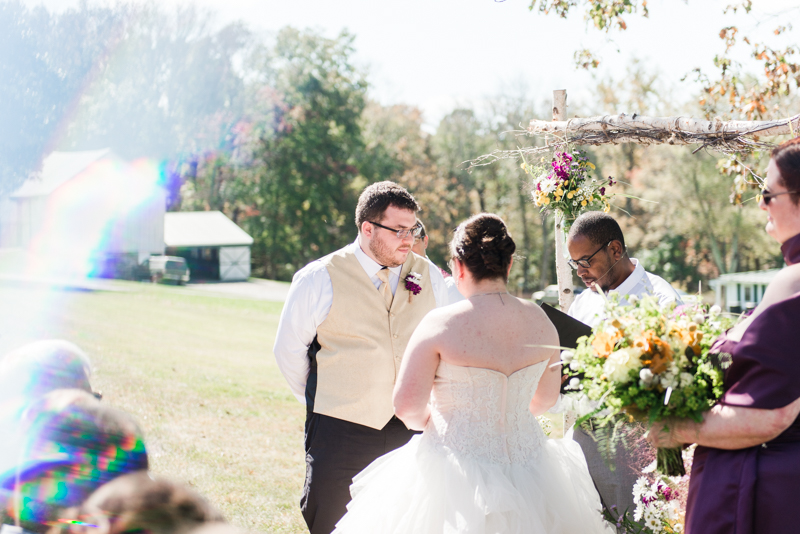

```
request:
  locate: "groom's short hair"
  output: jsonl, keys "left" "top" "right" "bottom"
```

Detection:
{"left": 568, "top": 211, "right": 626, "bottom": 249}
{"left": 355, "top": 181, "right": 420, "bottom": 230}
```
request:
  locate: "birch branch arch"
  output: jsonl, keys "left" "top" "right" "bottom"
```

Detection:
{"left": 470, "top": 112, "right": 800, "bottom": 169}
{"left": 470, "top": 90, "right": 800, "bottom": 313}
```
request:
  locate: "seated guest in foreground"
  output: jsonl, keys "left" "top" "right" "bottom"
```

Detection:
{"left": 0, "top": 341, "right": 97, "bottom": 492}
{"left": 647, "top": 137, "right": 800, "bottom": 534}
{"left": 51, "top": 471, "right": 223, "bottom": 534}
{"left": 565, "top": 212, "right": 682, "bottom": 526}
{"left": 0, "top": 390, "right": 148, "bottom": 533}
{"left": 0, "top": 340, "right": 94, "bottom": 400}
{"left": 411, "top": 219, "right": 464, "bottom": 304}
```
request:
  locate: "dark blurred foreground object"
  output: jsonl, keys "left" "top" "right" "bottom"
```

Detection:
{"left": 0, "top": 390, "right": 148, "bottom": 533}
{"left": 50, "top": 472, "right": 223, "bottom": 534}
{"left": 538, "top": 303, "right": 592, "bottom": 394}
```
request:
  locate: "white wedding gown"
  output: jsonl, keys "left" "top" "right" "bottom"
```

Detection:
{"left": 333, "top": 360, "right": 613, "bottom": 533}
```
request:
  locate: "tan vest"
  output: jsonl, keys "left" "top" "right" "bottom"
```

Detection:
{"left": 313, "top": 247, "right": 436, "bottom": 429}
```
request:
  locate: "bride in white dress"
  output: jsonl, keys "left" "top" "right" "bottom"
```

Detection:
{"left": 334, "top": 213, "right": 612, "bottom": 534}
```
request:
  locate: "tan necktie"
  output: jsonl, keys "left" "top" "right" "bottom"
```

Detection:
{"left": 376, "top": 268, "right": 394, "bottom": 309}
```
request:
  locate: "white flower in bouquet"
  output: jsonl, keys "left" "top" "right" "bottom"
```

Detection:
{"left": 639, "top": 368, "right": 655, "bottom": 388}
{"left": 603, "top": 347, "right": 644, "bottom": 383}
{"left": 679, "top": 372, "right": 694, "bottom": 388}
{"left": 645, "top": 515, "right": 663, "bottom": 533}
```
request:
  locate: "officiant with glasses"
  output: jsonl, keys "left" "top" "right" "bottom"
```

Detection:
{"left": 564, "top": 211, "right": 682, "bottom": 527}
{"left": 565, "top": 211, "right": 681, "bottom": 327}
{"left": 273, "top": 181, "right": 449, "bottom": 534}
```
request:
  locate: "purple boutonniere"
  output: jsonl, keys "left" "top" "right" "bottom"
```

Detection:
{"left": 404, "top": 272, "right": 422, "bottom": 302}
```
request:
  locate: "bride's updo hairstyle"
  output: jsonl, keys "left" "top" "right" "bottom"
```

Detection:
{"left": 450, "top": 213, "right": 516, "bottom": 282}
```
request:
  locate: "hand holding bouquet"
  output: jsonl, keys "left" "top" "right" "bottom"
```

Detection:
{"left": 563, "top": 295, "right": 734, "bottom": 475}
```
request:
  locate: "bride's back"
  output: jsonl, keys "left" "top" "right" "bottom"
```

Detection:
{"left": 395, "top": 213, "right": 562, "bottom": 431}
{"left": 434, "top": 212, "right": 558, "bottom": 376}
{"left": 437, "top": 295, "right": 558, "bottom": 377}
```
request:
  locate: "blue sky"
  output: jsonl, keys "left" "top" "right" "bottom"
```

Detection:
{"left": 26, "top": 0, "right": 800, "bottom": 127}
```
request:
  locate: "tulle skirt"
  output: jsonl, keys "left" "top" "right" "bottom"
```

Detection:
{"left": 333, "top": 432, "right": 613, "bottom": 534}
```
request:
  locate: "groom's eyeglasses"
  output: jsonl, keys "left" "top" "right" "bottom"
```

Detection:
{"left": 568, "top": 241, "right": 611, "bottom": 270}
{"left": 761, "top": 188, "right": 799, "bottom": 205}
{"left": 369, "top": 221, "right": 423, "bottom": 239}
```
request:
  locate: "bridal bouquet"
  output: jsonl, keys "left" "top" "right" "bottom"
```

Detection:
{"left": 563, "top": 295, "right": 733, "bottom": 476}
{"left": 522, "top": 148, "right": 615, "bottom": 230}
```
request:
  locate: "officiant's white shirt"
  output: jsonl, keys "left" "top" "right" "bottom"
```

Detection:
{"left": 274, "top": 237, "right": 449, "bottom": 403}
{"left": 567, "top": 258, "right": 682, "bottom": 327}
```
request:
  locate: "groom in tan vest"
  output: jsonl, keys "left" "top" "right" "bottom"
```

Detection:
{"left": 274, "top": 181, "right": 448, "bottom": 534}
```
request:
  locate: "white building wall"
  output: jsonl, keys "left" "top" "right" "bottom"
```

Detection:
{"left": 0, "top": 197, "right": 17, "bottom": 248}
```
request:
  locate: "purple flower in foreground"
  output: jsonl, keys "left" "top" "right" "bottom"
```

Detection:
{"left": 600, "top": 187, "right": 606, "bottom": 195}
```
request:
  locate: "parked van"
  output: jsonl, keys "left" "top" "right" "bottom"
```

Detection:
{"left": 138, "top": 255, "right": 190, "bottom": 285}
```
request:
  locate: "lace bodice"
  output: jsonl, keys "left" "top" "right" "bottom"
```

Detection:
{"left": 422, "top": 360, "right": 549, "bottom": 465}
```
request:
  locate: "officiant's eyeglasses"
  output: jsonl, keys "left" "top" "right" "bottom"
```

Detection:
{"left": 761, "top": 188, "right": 799, "bottom": 205}
{"left": 369, "top": 221, "right": 423, "bottom": 239}
{"left": 568, "top": 241, "right": 611, "bottom": 270}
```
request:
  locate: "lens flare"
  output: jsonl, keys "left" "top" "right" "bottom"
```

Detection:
{"left": 26, "top": 157, "right": 166, "bottom": 280}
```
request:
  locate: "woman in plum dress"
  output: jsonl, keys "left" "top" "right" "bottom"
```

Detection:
{"left": 333, "top": 213, "right": 611, "bottom": 534}
{"left": 648, "top": 137, "right": 800, "bottom": 534}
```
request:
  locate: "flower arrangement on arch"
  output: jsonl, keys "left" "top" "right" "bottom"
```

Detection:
{"left": 562, "top": 295, "right": 734, "bottom": 476}
{"left": 522, "top": 148, "right": 616, "bottom": 229}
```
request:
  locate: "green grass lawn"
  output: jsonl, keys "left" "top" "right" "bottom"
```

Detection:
{"left": 0, "top": 279, "right": 307, "bottom": 534}
{"left": 0, "top": 276, "right": 567, "bottom": 534}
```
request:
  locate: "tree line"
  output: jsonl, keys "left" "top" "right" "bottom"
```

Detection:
{"left": 1, "top": 1, "right": 792, "bottom": 291}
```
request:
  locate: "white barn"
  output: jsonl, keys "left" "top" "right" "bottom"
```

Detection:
{"left": 0, "top": 150, "right": 166, "bottom": 279}
{"left": 164, "top": 211, "right": 253, "bottom": 281}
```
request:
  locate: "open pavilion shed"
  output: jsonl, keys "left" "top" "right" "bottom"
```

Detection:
{"left": 164, "top": 211, "right": 253, "bottom": 282}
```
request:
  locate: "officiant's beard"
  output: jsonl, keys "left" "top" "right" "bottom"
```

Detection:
{"left": 369, "top": 233, "right": 409, "bottom": 268}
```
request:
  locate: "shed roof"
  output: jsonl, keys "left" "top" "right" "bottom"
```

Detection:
{"left": 165, "top": 211, "right": 254, "bottom": 248}
{"left": 709, "top": 268, "right": 781, "bottom": 287}
{"left": 11, "top": 149, "right": 112, "bottom": 198}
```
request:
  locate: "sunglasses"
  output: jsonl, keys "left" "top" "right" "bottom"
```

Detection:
{"left": 761, "top": 188, "right": 799, "bottom": 205}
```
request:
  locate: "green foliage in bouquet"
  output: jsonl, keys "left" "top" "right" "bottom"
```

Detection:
{"left": 563, "top": 294, "right": 734, "bottom": 475}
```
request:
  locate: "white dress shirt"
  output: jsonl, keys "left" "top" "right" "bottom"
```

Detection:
{"left": 567, "top": 258, "right": 683, "bottom": 327}
{"left": 444, "top": 276, "right": 465, "bottom": 304}
{"left": 273, "top": 237, "right": 450, "bottom": 403}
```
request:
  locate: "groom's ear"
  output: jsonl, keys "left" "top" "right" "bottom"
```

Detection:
{"left": 361, "top": 221, "right": 374, "bottom": 239}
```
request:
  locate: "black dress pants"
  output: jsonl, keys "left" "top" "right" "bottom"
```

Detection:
{"left": 301, "top": 413, "right": 417, "bottom": 534}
